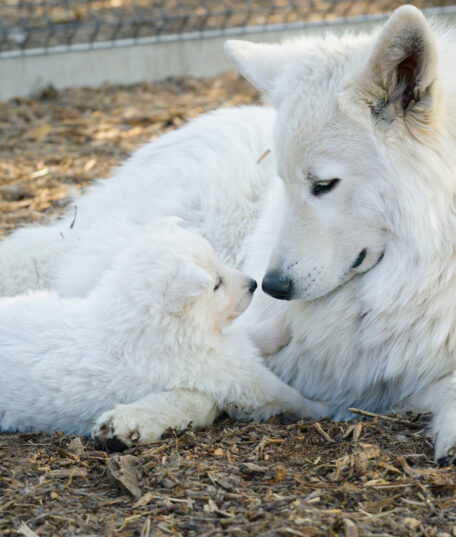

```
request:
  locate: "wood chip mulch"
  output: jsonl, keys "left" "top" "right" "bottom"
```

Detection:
{"left": 1, "top": 415, "right": 455, "bottom": 537}
{"left": 1, "top": 73, "right": 456, "bottom": 537}
{"left": 0, "top": 72, "right": 259, "bottom": 238}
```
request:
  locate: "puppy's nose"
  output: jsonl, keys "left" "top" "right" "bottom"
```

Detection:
{"left": 249, "top": 279, "right": 257, "bottom": 294}
{"left": 262, "top": 272, "right": 292, "bottom": 300}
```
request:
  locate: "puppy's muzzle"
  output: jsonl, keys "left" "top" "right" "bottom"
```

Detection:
{"left": 249, "top": 279, "right": 258, "bottom": 294}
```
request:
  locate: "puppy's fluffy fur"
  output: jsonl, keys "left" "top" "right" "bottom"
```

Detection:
{"left": 0, "top": 220, "right": 326, "bottom": 444}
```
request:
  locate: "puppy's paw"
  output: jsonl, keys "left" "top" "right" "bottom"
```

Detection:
{"left": 93, "top": 418, "right": 130, "bottom": 452}
{"left": 92, "top": 406, "right": 165, "bottom": 450}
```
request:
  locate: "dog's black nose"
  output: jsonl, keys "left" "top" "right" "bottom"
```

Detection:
{"left": 249, "top": 279, "right": 258, "bottom": 294}
{"left": 262, "top": 272, "right": 292, "bottom": 300}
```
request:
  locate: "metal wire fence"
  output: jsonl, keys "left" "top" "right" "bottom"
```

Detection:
{"left": 1, "top": 0, "right": 455, "bottom": 54}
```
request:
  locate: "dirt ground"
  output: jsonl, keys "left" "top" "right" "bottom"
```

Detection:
{"left": 1, "top": 74, "right": 456, "bottom": 537}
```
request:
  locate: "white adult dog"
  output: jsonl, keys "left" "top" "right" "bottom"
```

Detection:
{"left": 0, "top": 219, "right": 326, "bottom": 443}
{"left": 2, "top": 5, "right": 456, "bottom": 464}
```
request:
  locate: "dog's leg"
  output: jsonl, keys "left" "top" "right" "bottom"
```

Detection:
{"left": 429, "top": 374, "right": 456, "bottom": 466}
{"left": 405, "top": 372, "right": 456, "bottom": 465}
{"left": 92, "top": 389, "right": 218, "bottom": 449}
{"left": 0, "top": 225, "right": 67, "bottom": 296}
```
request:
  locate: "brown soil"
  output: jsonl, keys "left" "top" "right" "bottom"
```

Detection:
{"left": 1, "top": 74, "right": 456, "bottom": 537}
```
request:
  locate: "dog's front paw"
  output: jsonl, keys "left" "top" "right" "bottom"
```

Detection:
{"left": 436, "top": 442, "right": 456, "bottom": 467}
{"left": 92, "top": 406, "right": 165, "bottom": 451}
{"left": 437, "top": 450, "right": 456, "bottom": 467}
{"left": 431, "top": 411, "right": 456, "bottom": 466}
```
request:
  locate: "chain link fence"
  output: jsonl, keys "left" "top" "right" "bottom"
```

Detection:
{"left": 1, "top": 0, "right": 455, "bottom": 55}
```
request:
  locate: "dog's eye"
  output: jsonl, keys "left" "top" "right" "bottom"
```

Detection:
{"left": 214, "top": 277, "right": 223, "bottom": 291}
{"left": 311, "top": 178, "right": 340, "bottom": 197}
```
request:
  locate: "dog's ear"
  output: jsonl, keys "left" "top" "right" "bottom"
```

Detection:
{"left": 362, "top": 5, "right": 438, "bottom": 125}
{"left": 224, "top": 40, "right": 288, "bottom": 99}
{"left": 166, "top": 262, "right": 213, "bottom": 312}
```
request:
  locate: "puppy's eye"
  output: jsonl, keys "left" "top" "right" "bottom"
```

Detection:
{"left": 311, "top": 178, "right": 340, "bottom": 197}
{"left": 214, "top": 277, "right": 223, "bottom": 291}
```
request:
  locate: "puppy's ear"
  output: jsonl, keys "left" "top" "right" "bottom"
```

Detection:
{"left": 361, "top": 5, "right": 438, "bottom": 126}
{"left": 166, "top": 262, "right": 213, "bottom": 312}
{"left": 224, "top": 40, "right": 288, "bottom": 102}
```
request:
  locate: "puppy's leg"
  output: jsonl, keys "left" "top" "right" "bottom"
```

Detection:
{"left": 92, "top": 389, "right": 218, "bottom": 449}
{"left": 188, "top": 347, "right": 328, "bottom": 422}
{"left": 0, "top": 225, "right": 67, "bottom": 296}
{"left": 405, "top": 372, "right": 456, "bottom": 465}
{"left": 223, "top": 362, "right": 328, "bottom": 422}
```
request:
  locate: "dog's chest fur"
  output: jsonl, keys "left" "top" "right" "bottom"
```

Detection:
{"left": 266, "top": 252, "right": 456, "bottom": 417}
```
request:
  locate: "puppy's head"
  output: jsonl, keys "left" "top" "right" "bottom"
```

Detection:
{"left": 165, "top": 228, "right": 256, "bottom": 332}
{"left": 98, "top": 219, "right": 256, "bottom": 340}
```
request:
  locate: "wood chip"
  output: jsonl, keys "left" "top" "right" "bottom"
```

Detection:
{"left": 107, "top": 454, "right": 142, "bottom": 499}
{"left": 343, "top": 518, "right": 358, "bottom": 537}
{"left": 257, "top": 148, "right": 271, "bottom": 164}
{"left": 314, "top": 422, "right": 334, "bottom": 443}
{"left": 18, "top": 522, "right": 39, "bottom": 537}
{"left": 67, "top": 437, "right": 85, "bottom": 455}
{"left": 133, "top": 491, "right": 155, "bottom": 508}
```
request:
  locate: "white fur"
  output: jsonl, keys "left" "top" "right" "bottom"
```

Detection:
{"left": 0, "top": 106, "right": 278, "bottom": 298}
{"left": 0, "top": 221, "right": 326, "bottom": 444}
{"left": 227, "top": 6, "right": 456, "bottom": 463}
{"left": 3, "top": 6, "right": 456, "bottom": 462}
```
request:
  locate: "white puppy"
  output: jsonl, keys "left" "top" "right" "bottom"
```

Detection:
{"left": 0, "top": 220, "right": 327, "bottom": 445}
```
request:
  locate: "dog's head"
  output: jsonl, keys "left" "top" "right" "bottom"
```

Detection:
{"left": 226, "top": 6, "right": 442, "bottom": 300}
{"left": 125, "top": 220, "right": 256, "bottom": 332}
